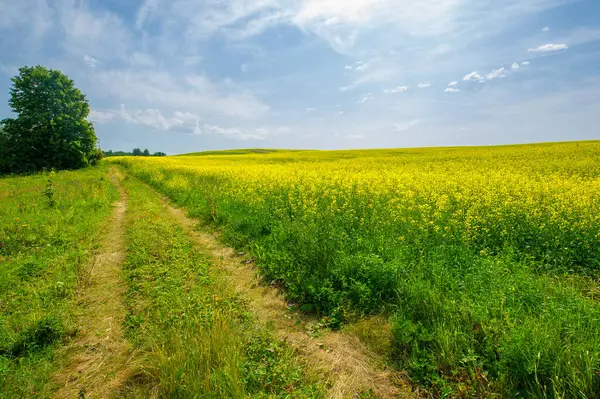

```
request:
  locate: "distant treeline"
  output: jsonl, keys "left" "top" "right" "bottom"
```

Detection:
{"left": 103, "top": 148, "right": 167, "bottom": 157}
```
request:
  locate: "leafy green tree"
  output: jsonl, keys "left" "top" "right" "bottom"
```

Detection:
{"left": 143, "top": 148, "right": 150, "bottom": 156}
{"left": 0, "top": 66, "right": 102, "bottom": 173}
{"left": 132, "top": 148, "right": 142, "bottom": 156}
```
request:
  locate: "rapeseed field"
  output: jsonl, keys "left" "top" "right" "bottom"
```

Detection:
{"left": 112, "top": 141, "right": 600, "bottom": 397}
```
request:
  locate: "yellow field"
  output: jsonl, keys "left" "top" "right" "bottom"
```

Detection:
{"left": 111, "top": 141, "right": 600, "bottom": 397}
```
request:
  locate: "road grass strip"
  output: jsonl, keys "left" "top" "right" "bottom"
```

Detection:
{"left": 118, "top": 174, "right": 324, "bottom": 398}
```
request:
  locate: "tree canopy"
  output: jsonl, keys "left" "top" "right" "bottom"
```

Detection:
{"left": 0, "top": 66, "right": 102, "bottom": 173}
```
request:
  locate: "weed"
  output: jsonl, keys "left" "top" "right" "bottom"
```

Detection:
{"left": 43, "top": 170, "right": 56, "bottom": 207}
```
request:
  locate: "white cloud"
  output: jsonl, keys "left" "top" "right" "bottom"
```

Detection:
{"left": 334, "top": 111, "right": 345, "bottom": 116}
{"left": 90, "top": 105, "right": 278, "bottom": 140}
{"left": 448, "top": 81, "right": 458, "bottom": 86}
{"left": 201, "top": 125, "right": 270, "bottom": 140}
{"left": 58, "top": 3, "right": 132, "bottom": 63}
{"left": 355, "top": 64, "right": 368, "bottom": 71}
{"left": 528, "top": 43, "right": 568, "bottom": 52}
{"left": 89, "top": 109, "right": 116, "bottom": 123}
{"left": 464, "top": 71, "right": 483, "bottom": 81}
{"left": 418, "top": 82, "right": 432, "bottom": 88}
{"left": 487, "top": 67, "right": 506, "bottom": 80}
{"left": 83, "top": 55, "right": 98, "bottom": 68}
{"left": 93, "top": 70, "right": 270, "bottom": 119}
{"left": 521, "top": 61, "right": 530, "bottom": 65}
{"left": 339, "top": 66, "right": 395, "bottom": 91}
{"left": 357, "top": 93, "right": 373, "bottom": 103}
{"left": 119, "top": 105, "right": 194, "bottom": 130}
{"left": 542, "top": 26, "right": 550, "bottom": 32}
{"left": 152, "top": 0, "right": 568, "bottom": 56}
{"left": 445, "top": 87, "right": 460, "bottom": 93}
{"left": 344, "top": 65, "right": 353, "bottom": 70}
{"left": 384, "top": 85, "right": 409, "bottom": 93}
{"left": 306, "top": 107, "right": 316, "bottom": 111}
{"left": 135, "top": 0, "right": 161, "bottom": 29}
{"left": 511, "top": 63, "right": 520, "bottom": 69}
{"left": 394, "top": 119, "right": 420, "bottom": 132}
{"left": 90, "top": 105, "right": 199, "bottom": 131}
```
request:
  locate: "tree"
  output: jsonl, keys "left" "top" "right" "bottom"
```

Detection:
{"left": 0, "top": 66, "right": 102, "bottom": 173}
{"left": 101, "top": 149, "right": 167, "bottom": 157}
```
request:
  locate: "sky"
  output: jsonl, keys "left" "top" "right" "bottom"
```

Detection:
{"left": 1, "top": 0, "right": 599, "bottom": 154}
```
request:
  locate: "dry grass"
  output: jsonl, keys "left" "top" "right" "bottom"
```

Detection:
{"left": 163, "top": 199, "right": 417, "bottom": 399}
{"left": 52, "top": 168, "right": 137, "bottom": 398}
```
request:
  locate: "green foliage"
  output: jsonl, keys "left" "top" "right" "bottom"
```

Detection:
{"left": 0, "top": 166, "right": 117, "bottom": 397}
{"left": 0, "top": 66, "right": 101, "bottom": 173}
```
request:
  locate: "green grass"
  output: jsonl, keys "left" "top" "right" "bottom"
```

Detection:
{"left": 118, "top": 175, "right": 323, "bottom": 398}
{"left": 0, "top": 166, "right": 117, "bottom": 397}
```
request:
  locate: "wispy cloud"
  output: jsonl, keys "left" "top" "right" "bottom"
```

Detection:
{"left": 418, "top": 82, "right": 432, "bottom": 88}
{"left": 201, "top": 125, "right": 272, "bottom": 140}
{"left": 528, "top": 43, "right": 568, "bottom": 52}
{"left": 357, "top": 93, "right": 373, "bottom": 104}
{"left": 487, "top": 67, "right": 506, "bottom": 80}
{"left": 90, "top": 105, "right": 200, "bottom": 131}
{"left": 394, "top": 119, "right": 420, "bottom": 132}
{"left": 83, "top": 55, "right": 98, "bottom": 68}
{"left": 444, "top": 87, "right": 460, "bottom": 93}
{"left": 384, "top": 85, "right": 409, "bottom": 93}
{"left": 542, "top": 26, "right": 550, "bottom": 32}
{"left": 90, "top": 105, "right": 281, "bottom": 140}
{"left": 448, "top": 81, "right": 458, "bottom": 87}
{"left": 92, "top": 70, "right": 270, "bottom": 119}
{"left": 464, "top": 71, "right": 484, "bottom": 82}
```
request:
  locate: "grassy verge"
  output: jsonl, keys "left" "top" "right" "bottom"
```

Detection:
{"left": 0, "top": 166, "right": 117, "bottom": 397}
{"left": 119, "top": 175, "right": 323, "bottom": 398}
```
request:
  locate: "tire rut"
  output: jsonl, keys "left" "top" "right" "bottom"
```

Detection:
{"left": 157, "top": 193, "right": 416, "bottom": 399}
{"left": 53, "top": 168, "right": 134, "bottom": 399}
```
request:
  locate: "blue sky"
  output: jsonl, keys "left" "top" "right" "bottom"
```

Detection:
{"left": 1, "top": 0, "right": 599, "bottom": 153}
